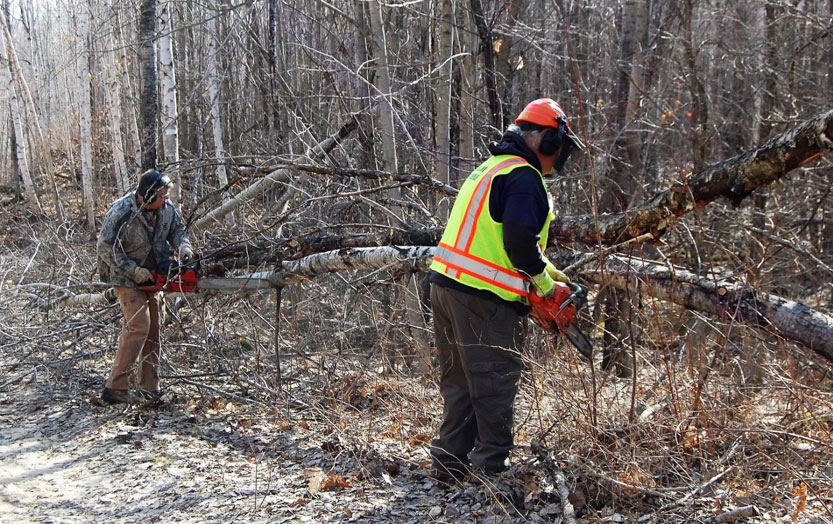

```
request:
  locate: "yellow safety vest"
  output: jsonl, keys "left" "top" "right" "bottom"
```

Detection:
{"left": 430, "top": 155, "right": 553, "bottom": 303}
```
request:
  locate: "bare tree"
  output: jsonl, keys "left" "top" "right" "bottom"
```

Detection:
{"left": 75, "top": 0, "right": 95, "bottom": 233}
{"left": 139, "top": 0, "right": 157, "bottom": 169}
{"left": 0, "top": 5, "right": 36, "bottom": 211}
{"left": 158, "top": 0, "right": 180, "bottom": 201}
{"left": 366, "top": 0, "right": 398, "bottom": 172}
{"left": 0, "top": 7, "right": 61, "bottom": 219}
{"left": 205, "top": 0, "right": 228, "bottom": 205}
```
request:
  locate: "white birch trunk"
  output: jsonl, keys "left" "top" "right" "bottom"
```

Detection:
{"left": 0, "top": 16, "right": 38, "bottom": 211}
{"left": 105, "top": 43, "right": 129, "bottom": 193}
{"left": 158, "top": 1, "right": 180, "bottom": 202}
{"left": 0, "top": 9, "right": 63, "bottom": 220}
{"left": 206, "top": 2, "right": 229, "bottom": 202}
{"left": 76, "top": 3, "right": 95, "bottom": 233}
{"left": 6, "top": 80, "right": 39, "bottom": 211}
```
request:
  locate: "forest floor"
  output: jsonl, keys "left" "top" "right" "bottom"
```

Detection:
{"left": 2, "top": 199, "right": 833, "bottom": 523}
{"left": 4, "top": 322, "right": 833, "bottom": 524}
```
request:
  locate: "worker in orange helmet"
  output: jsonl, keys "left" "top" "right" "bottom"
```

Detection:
{"left": 428, "top": 98, "right": 582, "bottom": 481}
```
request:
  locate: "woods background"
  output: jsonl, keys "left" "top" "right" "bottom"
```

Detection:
{"left": 1, "top": 0, "right": 833, "bottom": 522}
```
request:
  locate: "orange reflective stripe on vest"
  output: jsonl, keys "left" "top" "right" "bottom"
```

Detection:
{"left": 434, "top": 242, "right": 528, "bottom": 295}
{"left": 452, "top": 157, "right": 528, "bottom": 253}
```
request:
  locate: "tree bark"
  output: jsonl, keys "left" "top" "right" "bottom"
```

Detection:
{"left": 114, "top": 8, "right": 141, "bottom": 169}
{"left": 549, "top": 108, "right": 833, "bottom": 245}
{"left": 76, "top": 2, "right": 95, "bottom": 234}
{"left": 139, "top": 0, "right": 158, "bottom": 170}
{"left": 104, "top": 57, "right": 129, "bottom": 193}
{"left": 367, "top": 0, "right": 397, "bottom": 171}
{"left": 586, "top": 254, "right": 833, "bottom": 364}
{"left": 2, "top": 67, "right": 38, "bottom": 211}
{"left": 158, "top": 0, "right": 180, "bottom": 201}
{"left": 435, "top": 0, "right": 454, "bottom": 196}
{"left": 206, "top": 1, "right": 229, "bottom": 205}
{"left": 469, "top": 0, "right": 500, "bottom": 131}
{"left": 682, "top": 0, "right": 708, "bottom": 172}
{"left": 267, "top": 0, "right": 279, "bottom": 135}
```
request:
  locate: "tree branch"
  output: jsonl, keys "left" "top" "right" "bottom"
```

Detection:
{"left": 550, "top": 109, "right": 833, "bottom": 245}
{"left": 587, "top": 254, "right": 833, "bottom": 364}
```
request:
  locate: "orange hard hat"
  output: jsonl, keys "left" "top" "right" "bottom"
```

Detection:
{"left": 514, "top": 98, "right": 568, "bottom": 128}
{"left": 515, "top": 98, "right": 583, "bottom": 173}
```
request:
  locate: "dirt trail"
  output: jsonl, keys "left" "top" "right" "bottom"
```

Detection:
{"left": 0, "top": 381, "right": 529, "bottom": 524}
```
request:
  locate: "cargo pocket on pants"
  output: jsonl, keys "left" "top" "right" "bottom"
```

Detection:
{"left": 468, "top": 360, "right": 521, "bottom": 400}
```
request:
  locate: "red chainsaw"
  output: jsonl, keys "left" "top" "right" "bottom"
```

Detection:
{"left": 137, "top": 259, "right": 200, "bottom": 293}
{"left": 528, "top": 281, "right": 594, "bottom": 360}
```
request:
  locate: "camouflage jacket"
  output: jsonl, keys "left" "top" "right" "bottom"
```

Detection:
{"left": 96, "top": 192, "right": 191, "bottom": 287}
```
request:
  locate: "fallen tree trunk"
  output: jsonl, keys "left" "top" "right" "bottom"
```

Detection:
{"left": 585, "top": 255, "right": 833, "bottom": 364}
{"left": 264, "top": 245, "right": 436, "bottom": 287}
{"left": 48, "top": 238, "right": 833, "bottom": 365}
{"left": 48, "top": 246, "right": 435, "bottom": 307}
{"left": 264, "top": 247, "right": 833, "bottom": 364}
{"left": 265, "top": 247, "right": 833, "bottom": 364}
{"left": 550, "top": 109, "right": 833, "bottom": 245}
{"left": 205, "top": 227, "right": 442, "bottom": 271}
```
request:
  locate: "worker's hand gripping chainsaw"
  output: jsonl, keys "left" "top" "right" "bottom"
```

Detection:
{"left": 137, "top": 257, "right": 201, "bottom": 293}
{"left": 528, "top": 281, "right": 594, "bottom": 360}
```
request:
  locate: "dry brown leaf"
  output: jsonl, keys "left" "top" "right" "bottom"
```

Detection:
{"left": 791, "top": 481, "right": 808, "bottom": 520}
{"left": 409, "top": 433, "right": 431, "bottom": 447}
{"left": 320, "top": 474, "right": 351, "bottom": 492}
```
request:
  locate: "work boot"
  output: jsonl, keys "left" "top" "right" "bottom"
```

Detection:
{"left": 101, "top": 387, "right": 145, "bottom": 405}
{"left": 431, "top": 463, "right": 469, "bottom": 483}
{"left": 139, "top": 389, "right": 162, "bottom": 402}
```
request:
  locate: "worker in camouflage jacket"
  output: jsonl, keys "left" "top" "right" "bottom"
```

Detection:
{"left": 96, "top": 169, "right": 192, "bottom": 405}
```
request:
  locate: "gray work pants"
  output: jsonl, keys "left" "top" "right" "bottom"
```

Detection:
{"left": 429, "top": 283, "right": 525, "bottom": 474}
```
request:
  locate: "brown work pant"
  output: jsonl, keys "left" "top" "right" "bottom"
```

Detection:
{"left": 105, "top": 286, "right": 161, "bottom": 391}
{"left": 429, "top": 283, "right": 525, "bottom": 475}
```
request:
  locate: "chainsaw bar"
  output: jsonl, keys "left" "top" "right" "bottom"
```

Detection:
{"left": 565, "top": 323, "right": 593, "bottom": 361}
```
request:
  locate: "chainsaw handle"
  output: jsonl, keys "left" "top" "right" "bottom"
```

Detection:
{"left": 567, "top": 282, "right": 588, "bottom": 310}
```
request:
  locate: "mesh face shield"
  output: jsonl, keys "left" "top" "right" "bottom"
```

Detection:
{"left": 554, "top": 124, "right": 583, "bottom": 174}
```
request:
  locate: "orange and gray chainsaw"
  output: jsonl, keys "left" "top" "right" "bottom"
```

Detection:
{"left": 528, "top": 281, "right": 594, "bottom": 360}
{"left": 137, "top": 259, "right": 201, "bottom": 293}
{"left": 136, "top": 254, "right": 274, "bottom": 294}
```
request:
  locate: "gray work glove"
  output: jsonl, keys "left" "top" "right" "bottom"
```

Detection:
{"left": 134, "top": 266, "right": 153, "bottom": 284}
{"left": 179, "top": 245, "right": 194, "bottom": 265}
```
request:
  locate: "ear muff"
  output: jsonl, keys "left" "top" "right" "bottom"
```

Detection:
{"left": 539, "top": 127, "right": 563, "bottom": 156}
